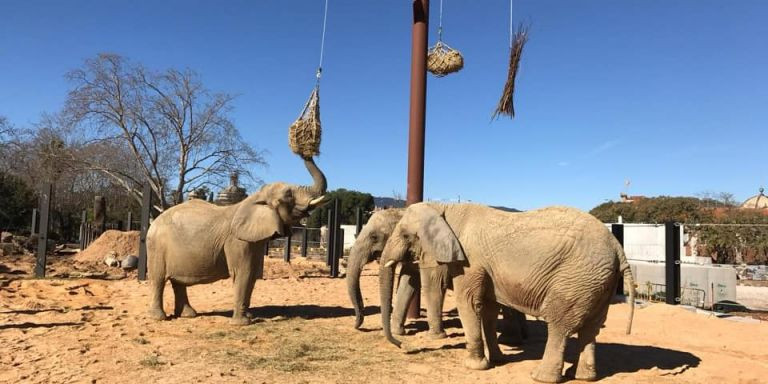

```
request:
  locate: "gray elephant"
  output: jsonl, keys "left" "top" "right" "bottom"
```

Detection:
{"left": 379, "top": 203, "right": 635, "bottom": 383}
{"left": 347, "top": 208, "right": 528, "bottom": 342}
{"left": 147, "top": 157, "right": 327, "bottom": 325}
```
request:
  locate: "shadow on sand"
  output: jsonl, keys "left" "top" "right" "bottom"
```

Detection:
{"left": 197, "top": 304, "right": 381, "bottom": 322}
{"left": 0, "top": 321, "right": 83, "bottom": 330}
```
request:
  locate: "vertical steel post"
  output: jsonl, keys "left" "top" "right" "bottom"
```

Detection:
{"left": 126, "top": 211, "right": 133, "bottom": 231}
{"left": 34, "top": 183, "right": 53, "bottom": 278}
{"left": 665, "top": 222, "right": 681, "bottom": 305}
{"left": 138, "top": 184, "right": 152, "bottom": 281}
{"left": 331, "top": 228, "right": 343, "bottom": 278}
{"left": 327, "top": 201, "right": 337, "bottom": 267}
{"left": 79, "top": 210, "right": 86, "bottom": 250}
{"left": 263, "top": 240, "right": 270, "bottom": 259}
{"left": 301, "top": 227, "right": 309, "bottom": 258}
{"left": 406, "top": 0, "right": 429, "bottom": 319}
{"left": 355, "top": 207, "right": 364, "bottom": 237}
{"left": 284, "top": 229, "right": 292, "bottom": 263}
{"left": 31, "top": 208, "right": 38, "bottom": 235}
{"left": 611, "top": 223, "right": 625, "bottom": 295}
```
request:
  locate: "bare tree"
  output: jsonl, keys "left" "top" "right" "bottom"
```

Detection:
{"left": 62, "top": 54, "right": 266, "bottom": 210}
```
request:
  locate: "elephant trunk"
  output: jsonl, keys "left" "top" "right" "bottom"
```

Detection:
{"left": 379, "top": 261, "right": 401, "bottom": 348}
{"left": 302, "top": 156, "right": 327, "bottom": 197}
{"left": 346, "top": 244, "right": 368, "bottom": 329}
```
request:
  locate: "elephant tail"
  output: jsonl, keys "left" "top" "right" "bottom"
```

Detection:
{"left": 616, "top": 243, "right": 635, "bottom": 335}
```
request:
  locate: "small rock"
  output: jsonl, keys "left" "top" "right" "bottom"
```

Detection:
{"left": 121, "top": 255, "right": 139, "bottom": 270}
{"left": 1, "top": 231, "right": 12, "bottom": 243}
{"left": 104, "top": 252, "right": 120, "bottom": 268}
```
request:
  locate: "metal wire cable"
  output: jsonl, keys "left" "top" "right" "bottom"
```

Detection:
{"left": 317, "top": 0, "right": 329, "bottom": 83}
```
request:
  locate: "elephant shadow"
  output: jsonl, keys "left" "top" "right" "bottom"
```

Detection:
{"left": 198, "top": 304, "right": 381, "bottom": 322}
{"left": 498, "top": 320, "right": 701, "bottom": 380}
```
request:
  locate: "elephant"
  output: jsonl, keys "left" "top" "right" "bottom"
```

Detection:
{"left": 347, "top": 208, "right": 528, "bottom": 343}
{"left": 146, "top": 156, "right": 328, "bottom": 325}
{"left": 379, "top": 203, "right": 635, "bottom": 383}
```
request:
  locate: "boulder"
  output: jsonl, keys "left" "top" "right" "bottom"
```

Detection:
{"left": 1, "top": 232, "right": 12, "bottom": 243}
{"left": 121, "top": 255, "right": 139, "bottom": 270}
{"left": 104, "top": 251, "right": 120, "bottom": 268}
{"left": 0, "top": 242, "right": 19, "bottom": 256}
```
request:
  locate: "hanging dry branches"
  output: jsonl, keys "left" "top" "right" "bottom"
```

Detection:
{"left": 493, "top": 25, "right": 529, "bottom": 120}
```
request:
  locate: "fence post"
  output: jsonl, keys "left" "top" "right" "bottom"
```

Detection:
{"left": 264, "top": 240, "right": 270, "bottom": 259}
{"left": 94, "top": 195, "right": 106, "bottom": 237}
{"left": 665, "top": 222, "right": 681, "bottom": 305}
{"left": 355, "top": 207, "right": 364, "bottom": 237}
{"left": 126, "top": 211, "right": 133, "bottom": 231}
{"left": 34, "top": 183, "right": 52, "bottom": 278}
{"left": 331, "top": 228, "right": 343, "bottom": 278}
{"left": 138, "top": 184, "right": 152, "bottom": 281}
{"left": 326, "top": 201, "right": 336, "bottom": 267}
{"left": 611, "top": 223, "right": 625, "bottom": 295}
{"left": 301, "top": 227, "right": 309, "bottom": 258}
{"left": 31, "top": 208, "right": 38, "bottom": 235}
{"left": 284, "top": 229, "right": 292, "bottom": 263}
{"left": 79, "top": 210, "right": 86, "bottom": 249}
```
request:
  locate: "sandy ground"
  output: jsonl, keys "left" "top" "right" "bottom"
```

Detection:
{"left": 1, "top": 254, "right": 767, "bottom": 384}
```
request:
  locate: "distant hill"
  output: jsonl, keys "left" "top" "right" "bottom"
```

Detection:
{"left": 373, "top": 197, "right": 406, "bottom": 208}
{"left": 373, "top": 197, "right": 520, "bottom": 212}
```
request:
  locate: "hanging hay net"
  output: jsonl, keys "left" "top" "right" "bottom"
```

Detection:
{"left": 493, "top": 25, "right": 529, "bottom": 119}
{"left": 289, "top": 87, "right": 322, "bottom": 158}
{"left": 427, "top": 41, "right": 464, "bottom": 77}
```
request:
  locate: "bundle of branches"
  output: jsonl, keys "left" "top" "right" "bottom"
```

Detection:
{"left": 493, "top": 25, "right": 529, "bottom": 119}
{"left": 289, "top": 87, "right": 322, "bottom": 158}
{"left": 427, "top": 41, "right": 464, "bottom": 77}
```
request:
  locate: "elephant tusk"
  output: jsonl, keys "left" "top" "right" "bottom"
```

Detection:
{"left": 384, "top": 260, "right": 396, "bottom": 268}
{"left": 309, "top": 195, "right": 329, "bottom": 207}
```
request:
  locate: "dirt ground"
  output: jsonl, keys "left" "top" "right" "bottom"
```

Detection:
{"left": 1, "top": 253, "right": 767, "bottom": 384}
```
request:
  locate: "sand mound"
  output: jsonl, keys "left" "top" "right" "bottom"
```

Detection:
{"left": 74, "top": 230, "right": 140, "bottom": 263}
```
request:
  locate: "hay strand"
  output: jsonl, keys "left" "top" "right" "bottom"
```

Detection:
{"left": 289, "top": 87, "right": 322, "bottom": 158}
{"left": 493, "top": 24, "right": 529, "bottom": 119}
{"left": 427, "top": 41, "right": 464, "bottom": 77}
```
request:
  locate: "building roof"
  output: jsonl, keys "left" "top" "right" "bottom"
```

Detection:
{"left": 741, "top": 187, "right": 768, "bottom": 209}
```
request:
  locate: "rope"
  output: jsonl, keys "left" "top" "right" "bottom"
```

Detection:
{"left": 316, "top": 0, "right": 329, "bottom": 85}
{"left": 509, "top": 0, "right": 514, "bottom": 47}
{"left": 438, "top": 0, "right": 444, "bottom": 42}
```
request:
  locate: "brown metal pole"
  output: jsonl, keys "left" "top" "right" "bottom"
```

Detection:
{"left": 406, "top": 0, "right": 429, "bottom": 319}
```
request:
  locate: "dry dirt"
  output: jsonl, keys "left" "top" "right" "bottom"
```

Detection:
{"left": 1, "top": 253, "right": 767, "bottom": 384}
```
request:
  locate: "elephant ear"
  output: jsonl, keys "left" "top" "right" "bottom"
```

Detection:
{"left": 231, "top": 201, "right": 284, "bottom": 243}
{"left": 411, "top": 204, "right": 466, "bottom": 264}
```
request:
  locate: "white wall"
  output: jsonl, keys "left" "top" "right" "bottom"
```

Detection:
{"left": 605, "top": 223, "right": 708, "bottom": 264}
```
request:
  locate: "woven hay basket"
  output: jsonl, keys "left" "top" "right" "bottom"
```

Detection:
{"left": 427, "top": 41, "right": 464, "bottom": 77}
{"left": 289, "top": 87, "right": 322, "bottom": 158}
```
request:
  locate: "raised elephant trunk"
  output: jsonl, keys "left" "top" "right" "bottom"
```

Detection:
{"left": 346, "top": 244, "right": 368, "bottom": 329}
{"left": 301, "top": 156, "right": 327, "bottom": 197}
{"left": 379, "top": 261, "right": 401, "bottom": 348}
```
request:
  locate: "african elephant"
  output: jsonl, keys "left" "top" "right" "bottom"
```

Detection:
{"left": 379, "top": 203, "right": 635, "bottom": 383}
{"left": 347, "top": 208, "right": 528, "bottom": 342}
{"left": 147, "top": 157, "right": 327, "bottom": 325}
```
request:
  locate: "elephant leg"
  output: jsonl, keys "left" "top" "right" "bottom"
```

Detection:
{"left": 454, "top": 270, "right": 490, "bottom": 371}
{"left": 391, "top": 262, "right": 419, "bottom": 336}
{"left": 566, "top": 305, "right": 608, "bottom": 381}
{"left": 147, "top": 273, "right": 167, "bottom": 321}
{"left": 499, "top": 306, "right": 527, "bottom": 345}
{"left": 421, "top": 267, "right": 447, "bottom": 339}
{"left": 242, "top": 271, "right": 259, "bottom": 319}
{"left": 230, "top": 270, "right": 256, "bottom": 326}
{"left": 531, "top": 323, "right": 567, "bottom": 383}
{"left": 481, "top": 299, "right": 503, "bottom": 363}
{"left": 171, "top": 281, "right": 197, "bottom": 318}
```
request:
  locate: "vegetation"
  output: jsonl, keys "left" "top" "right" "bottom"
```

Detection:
{"left": 590, "top": 195, "right": 768, "bottom": 264}
{"left": 305, "top": 188, "right": 374, "bottom": 228}
{"left": 0, "top": 172, "right": 36, "bottom": 232}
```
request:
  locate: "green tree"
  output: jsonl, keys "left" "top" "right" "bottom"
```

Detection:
{"left": 0, "top": 172, "right": 37, "bottom": 232}
{"left": 306, "top": 188, "right": 374, "bottom": 228}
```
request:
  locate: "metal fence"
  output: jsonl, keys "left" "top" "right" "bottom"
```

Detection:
{"left": 636, "top": 282, "right": 707, "bottom": 308}
{"left": 266, "top": 227, "right": 327, "bottom": 260}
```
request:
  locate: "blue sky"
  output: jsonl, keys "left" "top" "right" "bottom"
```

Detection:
{"left": 2, "top": 1, "right": 767, "bottom": 211}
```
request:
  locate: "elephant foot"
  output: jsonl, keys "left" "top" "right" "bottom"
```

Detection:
{"left": 229, "top": 315, "right": 251, "bottom": 326}
{"left": 392, "top": 324, "right": 406, "bottom": 336}
{"left": 565, "top": 363, "right": 597, "bottom": 382}
{"left": 427, "top": 330, "right": 447, "bottom": 339}
{"left": 463, "top": 357, "right": 491, "bottom": 371}
{"left": 531, "top": 365, "right": 564, "bottom": 383}
{"left": 148, "top": 308, "right": 167, "bottom": 321}
{"left": 488, "top": 347, "right": 504, "bottom": 364}
{"left": 178, "top": 305, "right": 198, "bottom": 318}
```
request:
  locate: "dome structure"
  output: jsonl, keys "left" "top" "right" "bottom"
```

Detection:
{"left": 216, "top": 172, "right": 247, "bottom": 205}
{"left": 741, "top": 187, "right": 768, "bottom": 209}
